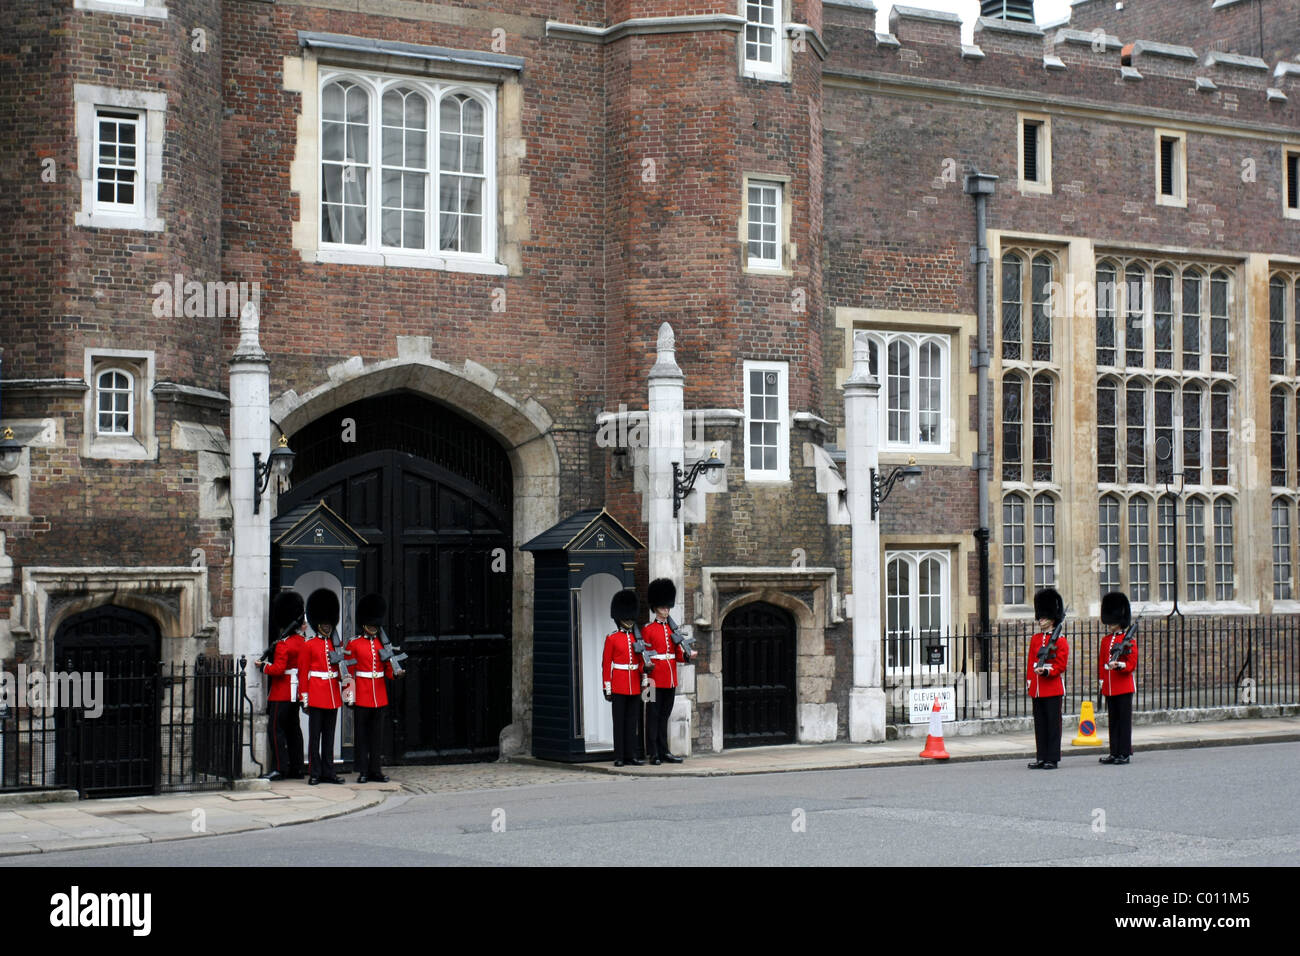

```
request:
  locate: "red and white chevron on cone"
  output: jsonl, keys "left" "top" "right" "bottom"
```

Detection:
{"left": 919, "top": 696, "right": 950, "bottom": 760}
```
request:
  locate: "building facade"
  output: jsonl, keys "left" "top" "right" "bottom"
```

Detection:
{"left": 0, "top": 0, "right": 1296, "bottom": 774}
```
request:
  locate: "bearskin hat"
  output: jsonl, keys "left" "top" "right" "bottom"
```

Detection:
{"left": 306, "top": 589, "right": 340, "bottom": 630}
{"left": 1100, "top": 591, "right": 1132, "bottom": 630}
{"left": 1032, "top": 587, "right": 1065, "bottom": 626}
{"left": 647, "top": 578, "right": 677, "bottom": 611}
{"left": 356, "top": 593, "right": 386, "bottom": 628}
{"left": 610, "top": 589, "right": 639, "bottom": 625}
{"left": 271, "top": 590, "right": 305, "bottom": 630}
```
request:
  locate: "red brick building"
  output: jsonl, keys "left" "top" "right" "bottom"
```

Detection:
{"left": 0, "top": 0, "right": 1296, "bottom": 772}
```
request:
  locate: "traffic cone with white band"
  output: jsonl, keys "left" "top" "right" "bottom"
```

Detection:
{"left": 919, "top": 696, "right": 950, "bottom": 760}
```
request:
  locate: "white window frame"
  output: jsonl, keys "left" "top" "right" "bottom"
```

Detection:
{"left": 741, "top": 0, "right": 785, "bottom": 81}
{"left": 743, "top": 360, "right": 789, "bottom": 482}
{"left": 1155, "top": 128, "right": 1188, "bottom": 207}
{"left": 91, "top": 110, "right": 143, "bottom": 218}
{"left": 314, "top": 69, "right": 500, "bottom": 272}
{"left": 864, "top": 331, "right": 951, "bottom": 453}
{"left": 1017, "top": 112, "right": 1052, "bottom": 195}
{"left": 744, "top": 177, "right": 784, "bottom": 272}
{"left": 883, "top": 549, "right": 951, "bottom": 676}
{"left": 74, "top": 85, "right": 166, "bottom": 232}
{"left": 82, "top": 350, "right": 157, "bottom": 461}
{"left": 1285, "top": 146, "right": 1300, "bottom": 221}
{"left": 95, "top": 368, "right": 135, "bottom": 437}
{"left": 74, "top": 0, "right": 168, "bottom": 19}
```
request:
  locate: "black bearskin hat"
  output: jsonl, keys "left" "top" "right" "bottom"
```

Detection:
{"left": 306, "top": 589, "right": 340, "bottom": 630}
{"left": 1033, "top": 587, "right": 1065, "bottom": 626}
{"left": 271, "top": 590, "right": 305, "bottom": 630}
{"left": 647, "top": 578, "right": 676, "bottom": 611}
{"left": 1100, "top": 591, "right": 1131, "bottom": 630}
{"left": 356, "top": 593, "right": 386, "bottom": 628}
{"left": 610, "top": 589, "right": 639, "bottom": 625}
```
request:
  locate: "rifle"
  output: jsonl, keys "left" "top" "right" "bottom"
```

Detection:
{"left": 1034, "top": 618, "right": 1066, "bottom": 673}
{"left": 1106, "top": 617, "right": 1140, "bottom": 668}
{"left": 326, "top": 631, "right": 357, "bottom": 684}
{"left": 631, "top": 624, "right": 656, "bottom": 676}
{"left": 664, "top": 614, "right": 697, "bottom": 660}
{"left": 374, "top": 627, "right": 408, "bottom": 676}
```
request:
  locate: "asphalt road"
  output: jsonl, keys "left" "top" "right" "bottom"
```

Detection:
{"left": 6, "top": 742, "right": 1298, "bottom": 867}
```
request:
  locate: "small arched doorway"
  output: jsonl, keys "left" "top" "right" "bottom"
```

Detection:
{"left": 53, "top": 605, "right": 162, "bottom": 796}
{"left": 721, "top": 601, "right": 796, "bottom": 748}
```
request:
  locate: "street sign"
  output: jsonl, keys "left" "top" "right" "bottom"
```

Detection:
{"left": 907, "top": 687, "right": 955, "bottom": 723}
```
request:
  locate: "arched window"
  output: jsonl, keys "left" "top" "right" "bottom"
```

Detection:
{"left": 1033, "top": 493, "right": 1057, "bottom": 590}
{"left": 1273, "top": 498, "right": 1293, "bottom": 600}
{"left": 1031, "top": 373, "right": 1054, "bottom": 482}
{"left": 96, "top": 368, "right": 133, "bottom": 435}
{"left": 1183, "top": 382, "right": 1203, "bottom": 485}
{"left": 1185, "top": 496, "right": 1208, "bottom": 601}
{"left": 1125, "top": 378, "right": 1146, "bottom": 484}
{"left": 1157, "top": 495, "right": 1177, "bottom": 600}
{"left": 1210, "top": 384, "right": 1230, "bottom": 485}
{"left": 321, "top": 79, "right": 370, "bottom": 246}
{"left": 1001, "top": 253, "right": 1022, "bottom": 361}
{"left": 1125, "top": 264, "right": 1145, "bottom": 368}
{"left": 1002, "top": 493, "right": 1027, "bottom": 605}
{"left": 885, "top": 551, "right": 950, "bottom": 672}
{"left": 1128, "top": 495, "right": 1151, "bottom": 601}
{"left": 1098, "top": 377, "right": 1118, "bottom": 483}
{"left": 1002, "top": 372, "right": 1023, "bottom": 482}
{"left": 1096, "top": 261, "right": 1118, "bottom": 368}
{"left": 1154, "top": 266, "right": 1174, "bottom": 369}
{"left": 1098, "top": 494, "right": 1121, "bottom": 595}
{"left": 380, "top": 86, "right": 429, "bottom": 250}
{"left": 1271, "top": 276, "right": 1287, "bottom": 375}
{"left": 1155, "top": 379, "right": 1175, "bottom": 482}
{"left": 1210, "top": 270, "right": 1230, "bottom": 373}
{"left": 1272, "top": 386, "right": 1289, "bottom": 488}
{"left": 1031, "top": 254, "right": 1054, "bottom": 361}
{"left": 865, "top": 332, "right": 951, "bottom": 452}
{"left": 1213, "top": 496, "right": 1235, "bottom": 600}
{"left": 1181, "top": 268, "right": 1202, "bottom": 371}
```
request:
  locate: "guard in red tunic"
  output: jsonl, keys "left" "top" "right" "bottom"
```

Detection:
{"left": 256, "top": 590, "right": 307, "bottom": 780}
{"left": 602, "top": 589, "right": 646, "bottom": 767}
{"left": 643, "top": 578, "right": 695, "bottom": 765}
{"left": 347, "top": 593, "right": 398, "bottom": 783}
{"left": 1026, "top": 587, "right": 1068, "bottom": 770}
{"left": 302, "top": 589, "right": 346, "bottom": 785}
{"left": 1098, "top": 591, "right": 1138, "bottom": 765}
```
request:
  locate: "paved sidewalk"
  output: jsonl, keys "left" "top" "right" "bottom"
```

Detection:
{"left": 1, "top": 716, "right": 1296, "bottom": 857}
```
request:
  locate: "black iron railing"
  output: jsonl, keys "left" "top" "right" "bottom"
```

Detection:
{"left": 0, "top": 657, "right": 247, "bottom": 797}
{"left": 884, "top": 616, "right": 1300, "bottom": 724}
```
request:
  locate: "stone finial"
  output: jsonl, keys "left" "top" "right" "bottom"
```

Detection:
{"left": 233, "top": 299, "right": 268, "bottom": 361}
{"left": 657, "top": 321, "right": 675, "bottom": 355}
{"left": 844, "top": 331, "right": 879, "bottom": 388}
{"left": 649, "top": 321, "right": 683, "bottom": 381}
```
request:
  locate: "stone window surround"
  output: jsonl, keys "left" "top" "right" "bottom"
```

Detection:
{"left": 740, "top": 0, "right": 787, "bottom": 81}
{"left": 74, "top": 0, "right": 168, "bottom": 20}
{"left": 74, "top": 85, "right": 166, "bottom": 232}
{"left": 694, "top": 566, "right": 842, "bottom": 749}
{"left": 1155, "top": 127, "right": 1188, "bottom": 208}
{"left": 82, "top": 349, "right": 158, "bottom": 461}
{"left": 1017, "top": 110, "right": 1052, "bottom": 195}
{"left": 860, "top": 329, "right": 953, "bottom": 455}
{"left": 883, "top": 548, "right": 952, "bottom": 676}
{"left": 1284, "top": 145, "right": 1300, "bottom": 221}
{"left": 7, "top": 566, "right": 213, "bottom": 665}
{"left": 742, "top": 359, "right": 790, "bottom": 482}
{"left": 286, "top": 37, "right": 527, "bottom": 276}
{"left": 740, "top": 172, "right": 793, "bottom": 276}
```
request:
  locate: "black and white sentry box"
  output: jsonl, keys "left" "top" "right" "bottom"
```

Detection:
{"left": 908, "top": 687, "right": 956, "bottom": 723}
{"left": 521, "top": 509, "right": 643, "bottom": 762}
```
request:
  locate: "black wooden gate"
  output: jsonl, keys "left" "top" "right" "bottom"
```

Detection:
{"left": 722, "top": 601, "right": 796, "bottom": 748}
{"left": 283, "top": 392, "right": 514, "bottom": 762}
{"left": 54, "top": 606, "right": 161, "bottom": 797}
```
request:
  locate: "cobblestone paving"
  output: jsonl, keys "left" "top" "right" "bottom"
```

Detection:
{"left": 388, "top": 760, "right": 619, "bottom": 794}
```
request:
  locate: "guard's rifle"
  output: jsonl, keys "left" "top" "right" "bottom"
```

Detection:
{"left": 375, "top": 627, "right": 408, "bottom": 676}
{"left": 326, "top": 631, "right": 357, "bottom": 684}
{"left": 664, "top": 614, "right": 697, "bottom": 660}
{"left": 1035, "top": 617, "right": 1066, "bottom": 673}
{"left": 258, "top": 616, "right": 300, "bottom": 668}
{"left": 1106, "top": 616, "right": 1140, "bottom": 668}
{"left": 631, "top": 624, "right": 656, "bottom": 676}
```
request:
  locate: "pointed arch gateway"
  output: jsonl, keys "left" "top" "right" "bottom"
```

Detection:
{"left": 274, "top": 360, "right": 560, "bottom": 762}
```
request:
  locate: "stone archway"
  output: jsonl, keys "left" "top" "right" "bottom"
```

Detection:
{"left": 270, "top": 349, "right": 560, "bottom": 755}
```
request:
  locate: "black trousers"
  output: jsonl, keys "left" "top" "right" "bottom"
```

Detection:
{"left": 307, "top": 706, "right": 338, "bottom": 779}
{"left": 647, "top": 686, "right": 675, "bottom": 759}
{"left": 1032, "top": 696, "right": 1063, "bottom": 763}
{"left": 268, "top": 700, "right": 304, "bottom": 775}
{"left": 610, "top": 693, "right": 640, "bottom": 762}
{"left": 353, "top": 705, "right": 386, "bottom": 775}
{"left": 1107, "top": 693, "right": 1133, "bottom": 757}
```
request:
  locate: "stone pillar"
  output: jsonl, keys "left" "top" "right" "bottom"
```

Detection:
{"left": 844, "top": 331, "right": 886, "bottom": 742}
{"left": 229, "top": 301, "right": 272, "bottom": 775}
{"left": 647, "top": 322, "right": 692, "bottom": 753}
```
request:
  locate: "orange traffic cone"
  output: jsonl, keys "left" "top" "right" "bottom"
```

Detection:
{"left": 919, "top": 696, "right": 950, "bottom": 760}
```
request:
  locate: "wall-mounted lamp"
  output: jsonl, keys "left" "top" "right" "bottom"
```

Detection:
{"left": 673, "top": 448, "right": 725, "bottom": 517}
{"left": 0, "top": 427, "right": 22, "bottom": 474}
{"left": 252, "top": 435, "right": 296, "bottom": 515}
{"left": 870, "top": 456, "right": 922, "bottom": 520}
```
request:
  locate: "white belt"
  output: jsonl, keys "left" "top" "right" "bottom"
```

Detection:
{"left": 355, "top": 670, "right": 384, "bottom": 678}
{"left": 651, "top": 654, "right": 672, "bottom": 660}
{"left": 611, "top": 663, "right": 638, "bottom": 670}
{"left": 309, "top": 670, "right": 338, "bottom": 680}
{"left": 286, "top": 668, "right": 298, "bottom": 675}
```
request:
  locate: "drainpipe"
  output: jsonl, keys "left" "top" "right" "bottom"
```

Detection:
{"left": 965, "top": 171, "right": 997, "bottom": 668}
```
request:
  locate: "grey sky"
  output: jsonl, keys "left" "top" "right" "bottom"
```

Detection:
{"left": 873, "top": 1, "right": 1076, "bottom": 43}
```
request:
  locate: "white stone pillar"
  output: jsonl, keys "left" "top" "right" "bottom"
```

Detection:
{"left": 844, "top": 331, "right": 886, "bottom": 742}
{"left": 647, "top": 322, "right": 692, "bottom": 752}
{"left": 229, "top": 301, "right": 272, "bottom": 774}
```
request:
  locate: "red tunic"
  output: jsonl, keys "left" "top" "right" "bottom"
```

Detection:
{"left": 1026, "top": 630, "right": 1069, "bottom": 698}
{"left": 1098, "top": 631, "right": 1138, "bottom": 697}
{"left": 601, "top": 628, "right": 644, "bottom": 696}
{"left": 299, "top": 635, "right": 342, "bottom": 709}
{"left": 263, "top": 631, "right": 305, "bottom": 702}
{"left": 346, "top": 636, "right": 394, "bottom": 708}
{"left": 642, "top": 620, "right": 686, "bottom": 689}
